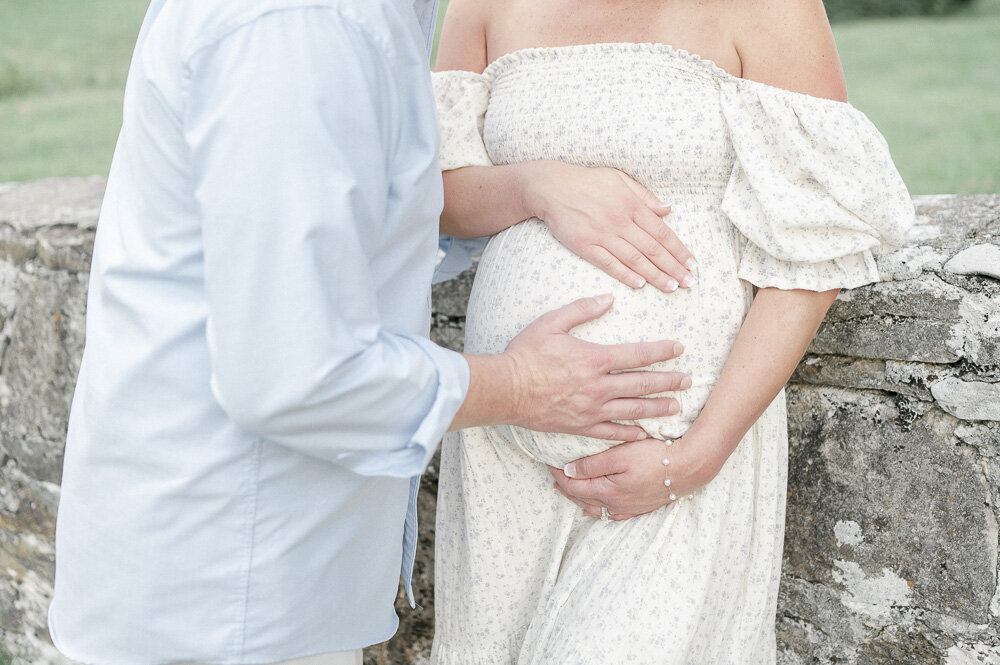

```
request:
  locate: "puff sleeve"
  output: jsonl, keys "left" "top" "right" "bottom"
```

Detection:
{"left": 719, "top": 78, "right": 915, "bottom": 291}
{"left": 431, "top": 70, "right": 493, "bottom": 171}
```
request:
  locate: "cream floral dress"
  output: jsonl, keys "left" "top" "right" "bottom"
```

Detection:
{"left": 430, "top": 43, "right": 914, "bottom": 665}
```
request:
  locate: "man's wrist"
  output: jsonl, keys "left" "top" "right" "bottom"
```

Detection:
{"left": 453, "top": 352, "right": 522, "bottom": 430}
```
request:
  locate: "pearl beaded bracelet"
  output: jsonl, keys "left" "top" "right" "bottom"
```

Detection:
{"left": 662, "top": 438, "right": 677, "bottom": 501}
{"left": 663, "top": 438, "right": 695, "bottom": 503}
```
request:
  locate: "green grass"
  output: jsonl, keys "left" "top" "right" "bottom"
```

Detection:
{"left": 0, "top": 0, "right": 997, "bottom": 194}
{"left": 833, "top": 0, "right": 1000, "bottom": 193}
{"left": 0, "top": 0, "right": 148, "bottom": 181}
{"left": 0, "top": 645, "right": 16, "bottom": 665}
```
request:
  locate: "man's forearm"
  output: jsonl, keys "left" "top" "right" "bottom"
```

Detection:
{"left": 685, "top": 286, "right": 840, "bottom": 467}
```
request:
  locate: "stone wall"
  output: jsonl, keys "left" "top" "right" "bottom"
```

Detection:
{"left": 0, "top": 178, "right": 998, "bottom": 665}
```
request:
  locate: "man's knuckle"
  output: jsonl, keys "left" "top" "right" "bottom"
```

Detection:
{"left": 636, "top": 345, "right": 655, "bottom": 366}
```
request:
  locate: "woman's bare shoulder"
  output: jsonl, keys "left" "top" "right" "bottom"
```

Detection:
{"left": 434, "top": 0, "right": 499, "bottom": 73}
{"left": 730, "top": 0, "right": 848, "bottom": 101}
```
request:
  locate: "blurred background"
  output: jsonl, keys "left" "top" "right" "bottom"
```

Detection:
{"left": 0, "top": 0, "right": 998, "bottom": 190}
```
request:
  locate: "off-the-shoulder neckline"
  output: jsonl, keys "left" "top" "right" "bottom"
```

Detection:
{"left": 451, "top": 41, "right": 857, "bottom": 110}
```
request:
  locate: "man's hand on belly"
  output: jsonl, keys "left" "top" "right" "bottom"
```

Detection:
{"left": 450, "top": 294, "right": 692, "bottom": 440}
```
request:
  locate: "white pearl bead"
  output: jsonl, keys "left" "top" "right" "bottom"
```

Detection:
{"left": 662, "top": 458, "right": 670, "bottom": 465}
{"left": 668, "top": 493, "right": 677, "bottom": 501}
{"left": 664, "top": 479, "right": 671, "bottom": 486}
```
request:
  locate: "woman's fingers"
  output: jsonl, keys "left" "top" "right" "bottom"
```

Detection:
{"left": 615, "top": 170, "right": 671, "bottom": 217}
{"left": 553, "top": 482, "right": 602, "bottom": 514}
{"left": 612, "top": 170, "right": 698, "bottom": 289}
{"left": 605, "top": 237, "right": 676, "bottom": 292}
{"left": 580, "top": 245, "right": 648, "bottom": 290}
{"left": 620, "top": 218, "right": 694, "bottom": 288}
{"left": 633, "top": 211, "right": 697, "bottom": 273}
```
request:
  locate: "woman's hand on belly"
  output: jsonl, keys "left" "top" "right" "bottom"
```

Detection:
{"left": 548, "top": 435, "right": 717, "bottom": 520}
{"left": 522, "top": 160, "right": 697, "bottom": 292}
{"left": 440, "top": 160, "right": 696, "bottom": 292}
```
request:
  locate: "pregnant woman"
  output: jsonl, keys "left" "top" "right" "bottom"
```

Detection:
{"left": 430, "top": 0, "right": 915, "bottom": 662}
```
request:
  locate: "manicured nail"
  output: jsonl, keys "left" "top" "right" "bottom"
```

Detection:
{"left": 594, "top": 294, "right": 613, "bottom": 306}
{"left": 673, "top": 342, "right": 684, "bottom": 355}
{"left": 680, "top": 375, "right": 692, "bottom": 389}
{"left": 664, "top": 278, "right": 679, "bottom": 291}
{"left": 681, "top": 274, "right": 695, "bottom": 288}
{"left": 633, "top": 277, "right": 646, "bottom": 289}
{"left": 563, "top": 462, "right": 577, "bottom": 478}
{"left": 685, "top": 257, "right": 698, "bottom": 270}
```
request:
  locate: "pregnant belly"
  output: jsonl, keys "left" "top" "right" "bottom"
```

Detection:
{"left": 463, "top": 209, "right": 753, "bottom": 467}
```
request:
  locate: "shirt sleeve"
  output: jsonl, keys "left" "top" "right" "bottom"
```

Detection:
{"left": 182, "top": 7, "right": 469, "bottom": 478}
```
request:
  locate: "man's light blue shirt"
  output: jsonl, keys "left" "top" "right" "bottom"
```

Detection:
{"left": 48, "top": 0, "right": 476, "bottom": 662}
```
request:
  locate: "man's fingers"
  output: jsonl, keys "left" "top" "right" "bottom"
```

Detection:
{"left": 582, "top": 246, "right": 647, "bottom": 290}
{"left": 603, "top": 339, "right": 684, "bottom": 370}
{"left": 606, "top": 370, "right": 692, "bottom": 398}
{"left": 536, "top": 294, "right": 615, "bottom": 333}
{"left": 580, "top": 421, "right": 648, "bottom": 441}
{"left": 616, "top": 170, "right": 671, "bottom": 217}
{"left": 601, "top": 397, "right": 679, "bottom": 422}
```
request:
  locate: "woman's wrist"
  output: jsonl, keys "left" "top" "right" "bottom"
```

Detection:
{"left": 678, "top": 421, "right": 740, "bottom": 485}
{"left": 516, "top": 160, "right": 558, "bottom": 221}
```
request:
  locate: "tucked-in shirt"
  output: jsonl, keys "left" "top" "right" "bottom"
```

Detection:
{"left": 48, "top": 0, "right": 470, "bottom": 663}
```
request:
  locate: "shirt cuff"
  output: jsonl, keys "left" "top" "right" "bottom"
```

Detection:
{"left": 338, "top": 338, "right": 470, "bottom": 478}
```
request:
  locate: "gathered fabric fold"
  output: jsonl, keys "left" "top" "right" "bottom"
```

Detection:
{"left": 431, "top": 70, "right": 494, "bottom": 171}
{"left": 719, "top": 77, "right": 914, "bottom": 290}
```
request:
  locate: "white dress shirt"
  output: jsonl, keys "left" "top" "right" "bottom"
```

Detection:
{"left": 48, "top": 0, "right": 470, "bottom": 663}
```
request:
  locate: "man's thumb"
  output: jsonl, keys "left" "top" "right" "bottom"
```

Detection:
{"left": 546, "top": 294, "right": 614, "bottom": 333}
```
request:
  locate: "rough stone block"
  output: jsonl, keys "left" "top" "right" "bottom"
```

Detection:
{"left": 0, "top": 269, "right": 87, "bottom": 485}
{"left": 784, "top": 386, "right": 996, "bottom": 626}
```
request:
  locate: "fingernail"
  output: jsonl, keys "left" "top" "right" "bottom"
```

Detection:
{"left": 658, "top": 200, "right": 671, "bottom": 209}
{"left": 681, "top": 274, "right": 695, "bottom": 288}
{"left": 672, "top": 342, "right": 684, "bottom": 355}
{"left": 685, "top": 257, "right": 698, "bottom": 270}
{"left": 563, "top": 462, "right": 577, "bottom": 478}
{"left": 594, "top": 294, "right": 613, "bottom": 306}
{"left": 664, "top": 278, "right": 679, "bottom": 292}
{"left": 680, "top": 375, "right": 692, "bottom": 389}
{"left": 634, "top": 430, "right": 645, "bottom": 441}
{"left": 668, "top": 401, "right": 680, "bottom": 415}
{"left": 633, "top": 277, "right": 646, "bottom": 289}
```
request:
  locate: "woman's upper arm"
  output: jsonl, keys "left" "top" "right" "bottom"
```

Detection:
{"left": 434, "top": 0, "right": 489, "bottom": 73}
{"left": 733, "top": 0, "right": 848, "bottom": 102}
